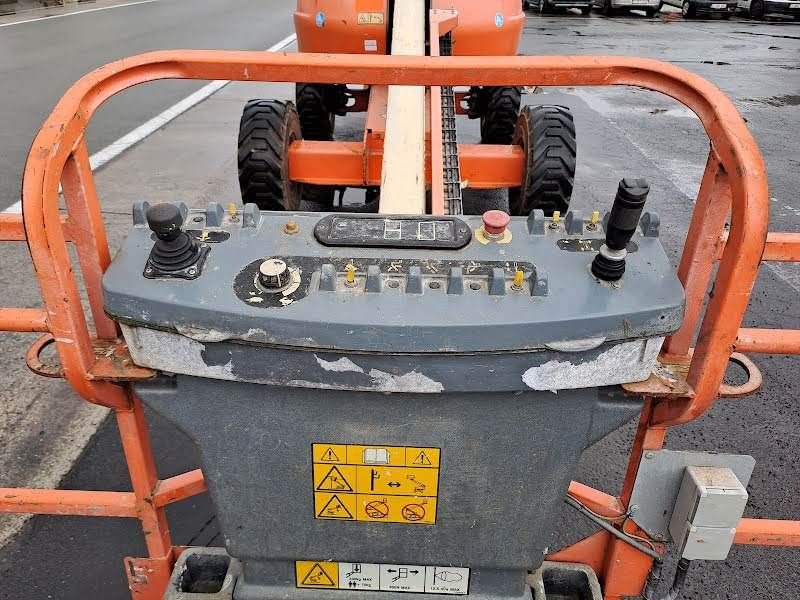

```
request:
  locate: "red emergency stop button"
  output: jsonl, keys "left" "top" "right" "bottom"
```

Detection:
{"left": 482, "top": 210, "right": 510, "bottom": 236}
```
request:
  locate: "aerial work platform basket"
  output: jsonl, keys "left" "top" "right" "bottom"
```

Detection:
{"left": 0, "top": 49, "right": 798, "bottom": 600}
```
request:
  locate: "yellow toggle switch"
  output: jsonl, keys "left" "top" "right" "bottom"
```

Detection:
{"left": 591, "top": 211, "right": 600, "bottom": 225}
{"left": 512, "top": 269, "right": 525, "bottom": 290}
{"left": 228, "top": 202, "right": 238, "bottom": 218}
{"left": 345, "top": 263, "right": 356, "bottom": 287}
{"left": 552, "top": 211, "right": 560, "bottom": 225}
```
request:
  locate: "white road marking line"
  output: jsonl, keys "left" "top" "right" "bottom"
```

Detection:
{"left": 0, "top": 0, "right": 158, "bottom": 27}
{"left": 3, "top": 32, "right": 297, "bottom": 214}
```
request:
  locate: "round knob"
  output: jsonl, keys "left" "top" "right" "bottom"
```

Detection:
{"left": 259, "top": 258, "right": 290, "bottom": 289}
{"left": 482, "top": 210, "right": 511, "bottom": 236}
{"left": 147, "top": 203, "right": 184, "bottom": 240}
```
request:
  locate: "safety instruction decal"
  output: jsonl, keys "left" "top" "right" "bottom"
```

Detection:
{"left": 296, "top": 561, "right": 469, "bottom": 595}
{"left": 357, "top": 12, "right": 385, "bottom": 24}
{"left": 312, "top": 444, "right": 440, "bottom": 524}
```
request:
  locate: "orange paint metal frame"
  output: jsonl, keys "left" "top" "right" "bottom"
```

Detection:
{"left": 0, "top": 50, "right": 796, "bottom": 599}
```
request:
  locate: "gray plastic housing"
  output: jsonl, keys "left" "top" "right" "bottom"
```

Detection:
{"left": 668, "top": 466, "right": 749, "bottom": 560}
{"left": 104, "top": 204, "right": 683, "bottom": 600}
{"left": 138, "top": 377, "right": 641, "bottom": 600}
{"left": 103, "top": 205, "right": 685, "bottom": 392}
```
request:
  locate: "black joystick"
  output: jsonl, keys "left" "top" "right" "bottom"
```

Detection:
{"left": 591, "top": 178, "right": 650, "bottom": 281}
{"left": 146, "top": 203, "right": 201, "bottom": 274}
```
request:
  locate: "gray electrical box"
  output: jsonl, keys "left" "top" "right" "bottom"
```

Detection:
{"left": 668, "top": 466, "right": 749, "bottom": 561}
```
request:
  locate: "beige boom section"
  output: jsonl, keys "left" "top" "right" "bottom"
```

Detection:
{"left": 378, "top": 0, "right": 427, "bottom": 215}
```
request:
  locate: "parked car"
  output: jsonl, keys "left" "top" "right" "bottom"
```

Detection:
{"left": 523, "top": 0, "right": 593, "bottom": 14}
{"left": 737, "top": 0, "right": 800, "bottom": 18}
{"left": 659, "top": 0, "right": 738, "bottom": 17}
{"left": 593, "top": 0, "right": 661, "bottom": 16}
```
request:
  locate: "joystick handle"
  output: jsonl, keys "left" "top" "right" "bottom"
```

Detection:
{"left": 591, "top": 179, "right": 649, "bottom": 281}
{"left": 147, "top": 203, "right": 184, "bottom": 241}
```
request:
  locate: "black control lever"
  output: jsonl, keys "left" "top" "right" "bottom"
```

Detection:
{"left": 145, "top": 203, "right": 207, "bottom": 278}
{"left": 591, "top": 178, "right": 650, "bottom": 281}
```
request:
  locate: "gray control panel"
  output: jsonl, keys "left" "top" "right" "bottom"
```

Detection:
{"left": 103, "top": 202, "right": 684, "bottom": 392}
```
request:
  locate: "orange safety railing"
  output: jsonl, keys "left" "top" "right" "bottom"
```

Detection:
{"left": 0, "top": 51, "right": 797, "bottom": 600}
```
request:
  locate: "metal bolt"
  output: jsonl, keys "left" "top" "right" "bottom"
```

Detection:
{"left": 283, "top": 220, "right": 300, "bottom": 235}
{"left": 187, "top": 267, "right": 197, "bottom": 276}
{"left": 629, "top": 504, "right": 640, "bottom": 516}
{"left": 645, "top": 451, "right": 655, "bottom": 459}
{"left": 145, "top": 266, "right": 153, "bottom": 274}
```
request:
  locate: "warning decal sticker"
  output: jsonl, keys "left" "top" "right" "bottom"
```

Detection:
{"left": 296, "top": 561, "right": 339, "bottom": 588}
{"left": 312, "top": 444, "right": 440, "bottom": 524}
{"left": 296, "top": 561, "right": 469, "bottom": 595}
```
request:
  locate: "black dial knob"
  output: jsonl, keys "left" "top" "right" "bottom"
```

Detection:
{"left": 259, "top": 258, "right": 290, "bottom": 289}
{"left": 147, "top": 203, "right": 184, "bottom": 241}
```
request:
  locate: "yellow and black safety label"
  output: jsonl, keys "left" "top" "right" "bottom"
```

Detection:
{"left": 311, "top": 444, "right": 440, "bottom": 524}
{"left": 296, "top": 560, "right": 470, "bottom": 595}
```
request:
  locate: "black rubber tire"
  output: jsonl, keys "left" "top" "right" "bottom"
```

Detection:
{"left": 749, "top": 0, "right": 764, "bottom": 18}
{"left": 538, "top": 0, "right": 550, "bottom": 13}
{"left": 237, "top": 99, "right": 304, "bottom": 211}
{"left": 602, "top": 0, "right": 617, "bottom": 16}
{"left": 480, "top": 87, "right": 522, "bottom": 145}
{"left": 509, "top": 105, "right": 576, "bottom": 217}
{"left": 682, "top": 0, "right": 697, "bottom": 17}
{"left": 580, "top": 5, "right": 592, "bottom": 13}
{"left": 295, "top": 83, "right": 336, "bottom": 141}
{"left": 644, "top": 7, "right": 657, "bottom": 16}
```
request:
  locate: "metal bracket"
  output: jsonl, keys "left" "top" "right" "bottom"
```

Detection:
{"left": 629, "top": 450, "right": 755, "bottom": 541}
{"left": 88, "top": 339, "right": 156, "bottom": 382}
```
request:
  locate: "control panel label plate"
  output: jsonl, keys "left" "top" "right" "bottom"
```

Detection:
{"left": 296, "top": 561, "right": 469, "bottom": 595}
{"left": 312, "top": 444, "right": 440, "bottom": 524}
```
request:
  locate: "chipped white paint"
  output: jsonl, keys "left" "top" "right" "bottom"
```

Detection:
{"left": 367, "top": 369, "right": 444, "bottom": 393}
{"left": 522, "top": 337, "right": 664, "bottom": 392}
{"left": 122, "top": 325, "right": 234, "bottom": 379}
{"left": 174, "top": 325, "right": 234, "bottom": 343}
{"left": 315, "top": 355, "right": 365, "bottom": 374}
{"left": 121, "top": 327, "right": 444, "bottom": 392}
{"left": 545, "top": 337, "right": 607, "bottom": 352}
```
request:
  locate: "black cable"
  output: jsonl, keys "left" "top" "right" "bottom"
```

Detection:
{"left": 647, "top": 559, "right": 692, "bottom": 600}
{"left": 564, "top": 496, "right": 662, "bottom": 561}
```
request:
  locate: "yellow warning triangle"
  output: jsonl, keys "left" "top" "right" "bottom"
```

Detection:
{"left": 316, "top": 466, "right": 353, "bottom": 492}
{"left": 412, "top": 450, "right": 432, "bottom": 466}
{"left": 317, "top": 494, "right": 354, "bottom": 519}
{"left": 301, "top": 563, "right": 336, "bottom": 587}
{"left": 321, "top": 447, "right": 340, "bottom": 462}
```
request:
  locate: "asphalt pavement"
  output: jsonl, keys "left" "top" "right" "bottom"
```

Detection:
{"left": 0, "top": 4, "right": 799, "bottom": 600}
{"left": 0, "top": 0, "right": 293, "bottom": 211}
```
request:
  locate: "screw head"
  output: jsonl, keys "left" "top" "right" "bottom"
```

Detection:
{"left": 187, "top": 267, "right": 197, "bottom": 276}
{"left": 283, "top": 220, "right": 300, "bottom": 235}
{"left": 645, "top": 451, "right": 655, "bottom": 459}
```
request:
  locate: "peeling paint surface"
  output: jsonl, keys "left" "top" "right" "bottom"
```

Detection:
{"left": 522, "top": 337, "right": 664, "bottom": 392}
{"left": 122, "top": 325, "right": 234, "bottom": 379}
{"left": 315, "top": 355, "right": 365, "bottom": 374}
{"left": 367, "top": 368, "right": 445, "bottom": 393}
